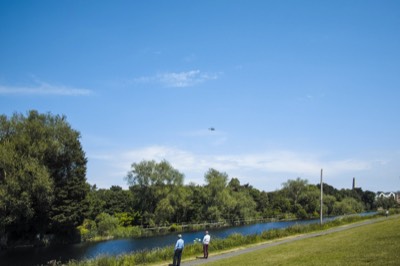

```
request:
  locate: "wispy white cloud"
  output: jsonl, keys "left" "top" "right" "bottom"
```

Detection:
{"left": 134, "top": 70, "right": 218, "bottom": 88}
{"left": 297, "top": 93, "right": 325, "bottom": 102}
{"left": 0, "top": 80, "right": 92, "bottom": 96}
{"left": 88, "top": 145, "right": 373, "bottom": 189}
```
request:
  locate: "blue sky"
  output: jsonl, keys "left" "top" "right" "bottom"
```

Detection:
{"left": 1, "top": 1, "right": 399, "bottom": 192}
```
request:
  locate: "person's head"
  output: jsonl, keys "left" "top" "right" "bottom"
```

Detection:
{"left": 178, "top": 234, "right": 182, "bottom": 239}
{"left": 205, "top": 231, "right": 209, "bottom": 235}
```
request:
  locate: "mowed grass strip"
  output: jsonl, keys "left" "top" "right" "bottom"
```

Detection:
{"left": 206, "top": 215, "right": 400, "bottom": 266}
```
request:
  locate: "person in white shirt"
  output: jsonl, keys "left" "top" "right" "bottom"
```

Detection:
{"left": 202, "top": 231, "right": 211, "bottom": 258}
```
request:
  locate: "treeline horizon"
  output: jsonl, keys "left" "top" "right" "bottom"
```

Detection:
{"left": 1, "top": 111, "right": 398, "bottom": 247}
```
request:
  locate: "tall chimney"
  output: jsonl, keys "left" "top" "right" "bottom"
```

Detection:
{"left": 352, "top": 177, "right": 355, "bottom": 190}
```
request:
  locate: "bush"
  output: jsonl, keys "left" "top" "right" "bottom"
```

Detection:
{"left": 169, "top": 223, "right": 182, "bottom": 232}
{"left": 112, "top": 226, "right": 142, "bottom": 238}
{"left": 95, "top": 213, "right": 119, "bottom": 237}
{"left": 77, "top": 219, "right": 97, "bottom": 241}
{"left": 293, "top": 204, "right": 308, "bottom": 219}
{"left": 114, "top": 212, "right": 135, "bottom": 227}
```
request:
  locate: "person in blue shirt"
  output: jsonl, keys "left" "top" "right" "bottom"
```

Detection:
{"left": 173, "top": 234, "right": 184, "bottom": 266}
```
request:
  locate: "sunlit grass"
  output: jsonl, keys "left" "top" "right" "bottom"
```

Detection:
{"left": 207, "top": 215, "right": 400, "bottom": 266}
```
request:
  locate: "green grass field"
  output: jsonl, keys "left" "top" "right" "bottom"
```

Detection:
{"left": 206, "top": 215, "right": 400, "bottom": 266}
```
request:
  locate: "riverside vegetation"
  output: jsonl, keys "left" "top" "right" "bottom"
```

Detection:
{"left": 1, "top": 111, "right": 399, "bottom": 249}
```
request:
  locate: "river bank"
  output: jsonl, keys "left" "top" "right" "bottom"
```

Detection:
{"left": 64, "top": 212, "right": 387, "bottom": 266}
{"left": 0, "top": 211, "right": 387, "bottom": 266}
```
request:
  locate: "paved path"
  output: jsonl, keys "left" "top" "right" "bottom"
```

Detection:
{"left": 178, "top": 216, "right": 395, "bottom": 266}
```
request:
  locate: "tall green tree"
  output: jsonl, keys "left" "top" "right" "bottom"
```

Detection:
{"left": 362, "top": 190, "right": 377, "bottom": 210}
{"left": 297, "top": 186, "right": 320, "bottom": 217}
{"left": 0, "top": 111, "right": 89, "bottom": 240}
{"left": 0, "top": 143, "right": 53, "bottom": 238}
{"left": 227, "top": 179, "right": 258, "bottom": 222}
{"left": 185, "top": 183, "right": 207, "bottom": 222}
{"left": 126, "top": 160, "right": 183, "bottom": 187}
{"left": 267, "top": 191, "right": 291, "bottom": 216}
{"left": 203, "top": 169, "right": 230, "bottom": 222}
{"left": 92, "top": 186, "right": 135, "bottom": 217}
{"left": 375, "top": 196, "right": 397, "bottom": 210}
{"left": 126, "top": 160, "right": 184, "bottom": 226}
{"left": 323, "top": 194, "right": 337, "bottom": 215}
{"left": 282, "top": 178, "right": 309, "bottom": 205}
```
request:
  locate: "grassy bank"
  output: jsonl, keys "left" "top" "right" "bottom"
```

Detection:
{"left": 207, "top": 215, "right": 400, "bottom": 266}
{"left": 65, "top": 213, "right": 395, "bottom": 266}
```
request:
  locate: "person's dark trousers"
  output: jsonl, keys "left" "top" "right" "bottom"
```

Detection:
{"left": 203, "top": 244, "right": 209, "bottom": 258}
{"left": 173, "top": 248, "right": 183, "bottom": 266}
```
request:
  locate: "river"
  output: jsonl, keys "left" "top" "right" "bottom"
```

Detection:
{"left": 0, "top": 213, "right": 375, "bottom": 266}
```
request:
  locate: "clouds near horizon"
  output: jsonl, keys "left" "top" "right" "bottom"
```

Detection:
{"left": 0, "top": 80, "right": 92, "bottom": 96}
{"left": 87, "top": 145, "right": 376, "bottom": 190}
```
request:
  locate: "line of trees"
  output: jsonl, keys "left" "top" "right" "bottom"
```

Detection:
{"left": 87, "top": 164, "right": 376, "bottom": 228}
{"left": 0, "top": 111, "right": 398, "bottom": 246}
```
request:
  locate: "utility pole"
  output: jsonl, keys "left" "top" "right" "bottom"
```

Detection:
{"left": 320, "top": 168, "right": 323, "bottom": 225}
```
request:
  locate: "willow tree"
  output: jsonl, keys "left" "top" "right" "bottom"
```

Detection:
{"left": 126, "top": 160, "right": 184, "bottom": 226}
{"left": 282, "top": 177, "right": 309, "bottom": 205}
{"left": 203, "top": 169, "right": 233, "bottom": 222}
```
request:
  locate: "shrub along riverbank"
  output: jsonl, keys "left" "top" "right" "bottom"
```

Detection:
{"left": 66, "top": 210, "right": 398, "bottom": 266}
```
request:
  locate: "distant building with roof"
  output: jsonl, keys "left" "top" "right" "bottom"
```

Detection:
{"left": 376, "top": 191, "right": 400, "bottom": 203}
